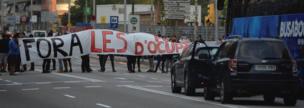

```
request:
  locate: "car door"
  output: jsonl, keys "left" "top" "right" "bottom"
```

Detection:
{"left": 175, "top": 44, "right": 193, "bottom": 83}
{"left": 213, "top": 41, "right": 237, "bottom": 79}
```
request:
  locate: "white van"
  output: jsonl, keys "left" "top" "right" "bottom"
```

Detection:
{"left": 32, "top": 30, "right": 47, "bottom": 37}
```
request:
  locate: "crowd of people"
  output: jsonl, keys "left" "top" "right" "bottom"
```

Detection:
{"left": 0, "top": 31, "right": 182, "bottom": 75}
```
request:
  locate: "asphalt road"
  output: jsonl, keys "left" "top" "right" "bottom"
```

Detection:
{"left": 0, "top": 57, "right": 304, "bottom": 108}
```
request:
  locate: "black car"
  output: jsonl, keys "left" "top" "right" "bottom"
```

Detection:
{"left": 204, "top": 38, "right": 299, "bottom": 106}
{"left": 171, "top": 41, "right": 219, "bottom": 95}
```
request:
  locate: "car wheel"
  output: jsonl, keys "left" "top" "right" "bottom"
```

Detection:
{"left": 184, "top": 73, "right": 195, "bottom": 96}
{"left": 283, "top": 94, "right": 297, "bottom": 106}
{"left": 220, "top": 79, "right": 232, "bottom": 104}
{"left": 263, "top": 94, "right": 275, "bottom": 104}
{"left": 171, "top": 71, "right": 181, "bottom": 93}
{"left": 204, "top": 86, "right": 215, "bottom": 100}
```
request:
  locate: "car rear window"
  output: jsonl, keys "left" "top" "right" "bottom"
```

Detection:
{"left": 237, "top": 41, "right": 291, "bottom": 60}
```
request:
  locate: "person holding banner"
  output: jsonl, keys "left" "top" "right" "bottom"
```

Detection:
{"left": 0, "top": 33, "right": 10, "bottom": 73}
{"left": 42, "top": 31, "right": 54, "bottom": 73}
{"left": 81, "top": 54, "right": 92, "bottom": 73}
{"left": 98, "top": 54, "right": 116, "bottom": 72}
{"left": 7, "top": 33, "right": 21, "bottom": 75}
{"left": 127, "top": 55, "right": 136, "bottom": 73}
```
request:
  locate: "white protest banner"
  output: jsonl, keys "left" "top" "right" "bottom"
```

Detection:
{"left": 19, "top": 29, "right": 189, "bottom": 64}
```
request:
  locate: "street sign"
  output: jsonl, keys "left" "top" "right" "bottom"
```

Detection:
{"left": 41, "top": 11, "right": 57, "bottom": 23}
{"left": 109, "top": 16, "right": 119, "bottom": 29}
{"left": 128, "top": 15, "right": 140, "bottom": 33}
{"left": 30, "top": 15, "right": 37, "bottom": 23}
{"left": 163, "top": 0, "right": 191, "bottom": 19}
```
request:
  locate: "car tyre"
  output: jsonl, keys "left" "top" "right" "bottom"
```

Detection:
{"left": 184, "top": 73, "right": 195, "bottom": 96}
{"left": 283, "top": 93, "right": 297, "bottom": 106}
{"left": 171, "top": 71, "right": 181, "bottom": 93}
{"left": 204, "top": 86, "right": 215, "bottom": 100}
{"left": 220, "top": 79, "right": 232, "bottom": 104}
{"left": 263, "top": 94, "right": 275, "bottom": 104}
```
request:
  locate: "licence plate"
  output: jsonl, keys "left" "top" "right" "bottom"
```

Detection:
{"left": 254, "top": 65, "right": 276, "bottom": 71}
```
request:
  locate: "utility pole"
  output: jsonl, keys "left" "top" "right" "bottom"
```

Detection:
{"left": 30, "top": 0, "right": 33, "bottom": 31}
{"left": 214, "top": 0, "right": 219, "bottom": 41}
{"left": 194, "top": 0, "right": 198, "bottom": 40}
{"left": 150, "top": 0, "right": 154, "bottom": 33}
{"left": 92, "top": 0, "right": 96, "bottom": 28}
{"left": 85, "top": 0, "right": 88, "bottom": 23}
{"left": 124, "top": 0, "right": 127, "bottom": 33}
{"left": 13, "top": 0, "right": 17, "bottom": 32}
{"left": 68, "top": 0, "right": 71, "bottom": 32}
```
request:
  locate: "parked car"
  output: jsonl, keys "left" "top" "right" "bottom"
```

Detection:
{"left": 171, "top": 41, "right": 219, "bottom": 95}
{"left": 204, "top": 38, "right": 298, "bottom": 106}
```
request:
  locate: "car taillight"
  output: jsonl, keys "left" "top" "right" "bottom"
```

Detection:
{"left": 228, "top": 59, "right": 237, "bottom": 76}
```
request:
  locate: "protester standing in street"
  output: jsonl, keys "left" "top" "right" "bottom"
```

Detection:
{"left": 146, "top": 56, "right": 155, "bottom": 72}
{"left": 81, "top": 54, "right": 92, "bottom": 73}
{"left": 62, "top": 31, "right": 72, "bottom": 72}
{"left": 42, "top": 31, "right": 53, "bottom": 73}
{"left": 98, "top": 54, "right": 116, "bottom": 72}
{"left": 28, "top": 34, "right": 34, "bottom": 71}
{"left": 7, "top": 33, "right": 20, "bottom": 75}
{"left": 127, "top": 55, "right": 135, "bottom": 73}
{"left": 0, "top": 33, "right": 10, "bottom": 74}
{"left": 135, "top": 56, "right": 141, "bottom": 72}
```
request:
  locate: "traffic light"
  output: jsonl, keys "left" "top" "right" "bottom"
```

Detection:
{"left": 205, "top": 3, "right": 215, "bottom": 25}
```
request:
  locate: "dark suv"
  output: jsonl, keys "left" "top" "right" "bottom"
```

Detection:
{"left": 204, "top": 38, "right": 298, "bottom": 106}
{"left": 171, "top": 41, "right": 219, "bottom": 95}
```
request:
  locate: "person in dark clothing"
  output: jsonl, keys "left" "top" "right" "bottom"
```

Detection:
{"left": 135, "top": 56, "right": 141, "bottom": 72}
{"left": 98, "top": 54, "right": 116, "bottom": 72}
{"left": 51, "top": 59, "right": 56, "bottom": 70}
{"left": 81, "top": 54, "right": 92, "bottom": 73}
{"left": 7, "top": 33, "right": 21, "bottom": 75}
{"left": 154, "top": 55, "right": 166, "bottom": 73}
{"left": 0, "top": 33, "right": 10, "bottom": 73}
{"left": 42, "top": 59, "right": 51, "bottom": 73}
{"left": 28, "top": 34, "right": 34, "bottom": 71}
{"left": 42, "top": 31, "right": 54, "bottom": 73}
{"left": 127, "top": 56, "right": 136, "bottom": 73}
{"left": 63, "top": 58, "right": 72, "bottom": 72}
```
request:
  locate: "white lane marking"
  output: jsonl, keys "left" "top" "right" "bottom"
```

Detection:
{"left": 142, "top": 85, "right": 164, "bottom": 88}
{"left": 0, "top": 90, "right": 8, "bottom": 92}
{"left": 22, "top": 88, "right": 40, "bottom": 91}
{"left": 151, "top": 78, "right": 158, "bottom": 80}
{"left": 147, "top": 81, "right": 163, "bottom": 83}
{"left": 122, "top": 85, "right": 248, "bottom": 108}
{"left": 4, "top": 80, "right": 11, "bottom": 82}
{"left": 53, "top": 87, "right": 71, "bottom": 90}
{"left": 136, "top": 75, "right": 146, "bottom": 78}
{"left": 96, "top": 103, "right": 111, "bottom": 108}
{"left": 6, "top": 82, "right": 23, "bottom": 86}
{"left": 52, "top": 73, "right": 104, "bottom": 82}
{"left": 35, "top": 82, "right": 52, "bottom": 85}
{"left": 64, "top": 81, "right": 83, "bottom": 83}
{"left": 64, "top": 94, "right": 76, "bottom": 99}
{"left": 85, "top": 85, "right": 103, "bottom": 88}
{"left": 119, "top": 81, "right": 134, "bottom": 83}
{"left": 115, "top": 77, "right": 126, "bottom": 80}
